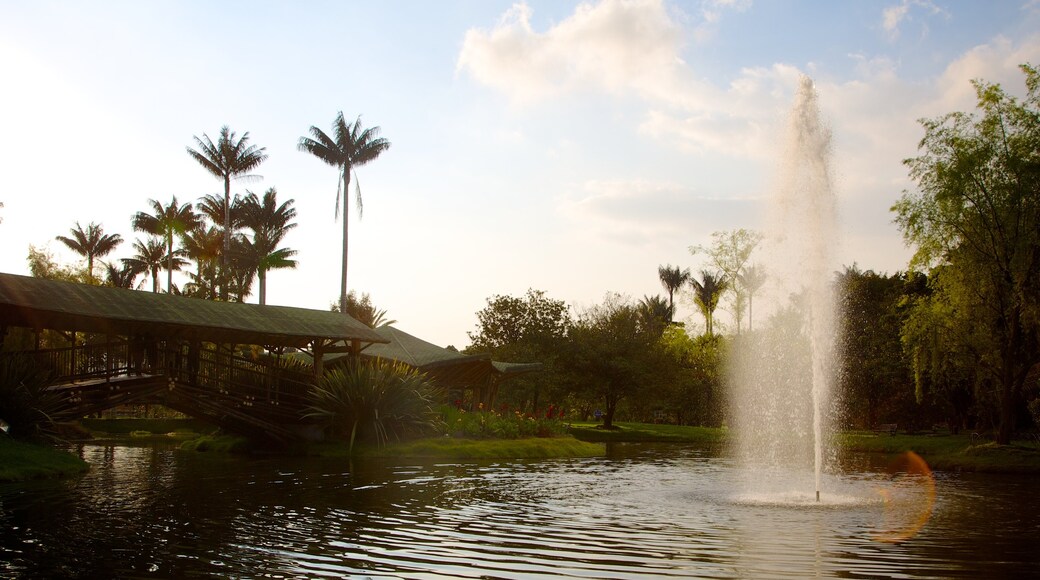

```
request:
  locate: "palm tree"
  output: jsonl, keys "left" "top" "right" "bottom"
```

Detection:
{"left": 340, "top": 290, "right": 396, "bottom": 328}
{"left": 55, "top": 221, "right": 123, "bottom": 281}
{"left": 131, "top": 197, "right": 198, "bottom": 293}
{"left": 298, "top": 112, "right": 391, "bottom": 313}
{"left": 122, "top": 238, "right": 167, "bottom": 292}
{"left": 103, "top": 261, "right": 142, "bottom": 289}
{"left": 180, "top": 225, "right": 224, "bottom": 300}
{"left": 638, "top": 294, "right": 672, "bottom": 337}
{"left": 658, "top": 264, "right": 690, "bottom": 323}
{"left": 690, "top": 270, "right": 728, "bottom": 337}
{"left": 187, "top": 126, "right": 268, "bottom": 297}
{"left": 737, "top": 265, "right": 767, "bottom": 332}
{"left": 240, "top": 188, "right": 298, "bottom": 305}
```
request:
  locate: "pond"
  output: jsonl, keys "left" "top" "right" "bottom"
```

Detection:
{"left": 1, "top": 442, "right": 1037, "bottom": 578}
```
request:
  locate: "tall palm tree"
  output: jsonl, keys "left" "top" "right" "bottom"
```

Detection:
{"left": 658, "top": 264, "right": 690, "bottom": 323}
{"left": 186, "top": 125, "right": 268, "bottom": 297}
{"left": 298, "top": 112, "right": 390, "bottom": 313}
{"left": 122, "top": 238, "right": 167, "bottom": 293}
{"left": 241, "top": 187, "right": 298, "bottom": 305}
{"left": 55, "top": 221, "right": 123, "bottom": 282}
{"left": 690, "top": 270, "right": 728, "bottom": 337}
{"left": 737, "top": 265, "right": 767, "bottom": 332}
{"left": 131, "top": 197, "right": 198, "bottom": 293}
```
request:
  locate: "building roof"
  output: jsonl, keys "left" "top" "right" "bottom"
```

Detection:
{"left": 0, "top": 272, "right": 388, "bottom": 348}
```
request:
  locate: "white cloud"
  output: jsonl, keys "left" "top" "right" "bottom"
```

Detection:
{"left": 881, "top": 0, "right": 949, "bottom": 41}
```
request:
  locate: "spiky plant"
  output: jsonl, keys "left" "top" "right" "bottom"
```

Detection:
{"left": 0, "top": 354, "right": 60, "bottom": 440}
{"left": 305, "top": 359, "right": 441, "bottom": 452}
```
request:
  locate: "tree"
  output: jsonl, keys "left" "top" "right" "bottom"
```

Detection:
{"left": 298, "top": 112, "right": 390, "bottom": 313}
{"left": 689, "top": 270, "right": 728, "bottom": 337}
{"left": 240, "top": 187, "right": 298, "bottom": 305}
{"left": 122, "top": 238, "right": 167, "bottom": 293}
{"left": 55, "top": 221, "right": 123, "bottom": 282}
{"left": 690, "top": 229, "right": 762, "bottom": 333}
{"left": 638, "top": 294, "right": 671, "bottom": 338}
{"left": 187, "top": 126, "right": 268, "bottom": 298}
{"left": 892, "top": 64, "right": 1040, "bottom": 444}
{"left": 131, "top": 196, "right": 198, "bottom": 293}
{"left": 467, "top": 289, "right": 571, "bottom": 413}
{"left": 179, "top": 225, "right": 223, "bottom": 299}
{"left": 569, "top": 294, "right": 667, "bottom": 428}
{"left": 657, "top": 264, "right": 690, "bottom": 323}
{"left": 103, "top": 261, "right": 142, "bottom": 289}
{"left": 27, "top": 245, "right": 84, "bottom": 282}
{"left": 333, "top": 290, "right": 396, "bottom": 328}
{"left": 737, "top": 265, "right": 767, "bottom": 331}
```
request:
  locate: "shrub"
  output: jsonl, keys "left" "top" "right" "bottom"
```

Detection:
{"left": 438, "top": 404, "right": 569, "bottom": 439}
{"left": 0, "top": 353, "right": 61, "bottom": 440}
{"left": 305, "top": 359, "right": 442, "bottom": 451}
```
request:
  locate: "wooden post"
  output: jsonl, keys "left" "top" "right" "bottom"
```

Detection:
{"left": 105, "top": 333, "right": 113, "bottom": 383}
{"left": 312, "top": 340, "right": 325, "bottom": 379}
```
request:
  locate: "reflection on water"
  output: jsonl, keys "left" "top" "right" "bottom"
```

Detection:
{"left": 1, "top": 442, "right": 1037, "bottom": 578}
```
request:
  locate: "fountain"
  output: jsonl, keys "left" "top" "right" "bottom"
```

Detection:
{"left": 730, "top": 76, "right": 839, "bottom": 504}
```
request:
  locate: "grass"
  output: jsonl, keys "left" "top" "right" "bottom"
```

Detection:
{"left": 179, "top": 434, "right": 253, "bottom": 453}
{"left": 81, "top": 418, "right": 216, "bottom": 437}
{"left": 840, "top": 431, "right": 1040, "bottom": 474}
{"left": 0, "top": 437, "right": 90, "bottom": 482}
{"left": 315, "top": 436, "right": 605, "bottom": 460}
{"left": 568, "top": 421, "right": 727, "bottom": 445}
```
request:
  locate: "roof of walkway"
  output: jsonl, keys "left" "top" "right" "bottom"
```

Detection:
{"left": 0, "top": 272, "right": 387, "bottom": 349}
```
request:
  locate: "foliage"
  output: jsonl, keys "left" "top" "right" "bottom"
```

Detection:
{"left": 892, "top": 64, "right": 1040, "bottom": 444}
{"left": 657, "top": 264, "right": 689, "bottom": 322}
{"left": 305, "top": 359, "right": 442, "bottom": 451}
{"left": 55, "top": 221, "right": 123, "bottom": 281}
{"left": 567, "top": 293, "right": 668, "bottom": 428}
{"left": 132, "top": 196, "right": 199, "bottom": 293}
{"left": 103, "top": 260, "right": 142, "bottom": 289}
{"left": 836, "top": 266, "right": 922, "bottom": 430}
{"left": 467, "top": 289, "right": 571, "bottom": 412}
{"left": 438, "top": 404, "right": 569, "bottom": 439}
{"left": 690, "top": 228, "right": 762, "bottom": 333}
{"left": 332, "top": 290, "right": 396, "bottom": 328}
{"left": 659, "top": 325, "right": 727, "bottom": 426}
{"left": 27, "top": 245, "right": 88, "bottom": 283}
{"left": 689, "top": 270, "right": 728, "bottom": 337}
{"left": 298, "top": 112, "right": 390, "bottom": 313}
{"left": 0, "top": 353, "right": 61, "bottom": 439}
{"left": 237, "top": 188, "right": 298, "bottom": 305}
{"left": 567, "top": 421, "right": 726, "bottom": 444}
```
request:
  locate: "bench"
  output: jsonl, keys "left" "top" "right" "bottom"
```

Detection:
{"left": 875, "top": 423, "right": 898, "bottom": 436}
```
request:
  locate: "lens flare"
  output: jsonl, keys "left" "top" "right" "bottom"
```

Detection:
{"left": 872, "top": 451, "right": 936, "bottom": 543}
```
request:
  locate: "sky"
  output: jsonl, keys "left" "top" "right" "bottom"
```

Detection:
{"left": 1, "top": 0, "right": 1039, "bottom": 348}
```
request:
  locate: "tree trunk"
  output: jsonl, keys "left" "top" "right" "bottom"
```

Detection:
{"left": 339, "top": 168, "right": 351, "bottom": 314}
{"left": 221, "top": 176, "right": 231, "bottom": 301}
{"left": 258, "top": 268, "right": 267, "bottom": 305}
{"left": 166, "top": 235, "right": 174, "bottom": 293}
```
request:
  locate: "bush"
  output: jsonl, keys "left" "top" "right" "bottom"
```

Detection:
{"left": 305, "top": 359, "right": 442, "bottom": 450}
{"left": 438, "top": 404, "right": 569, "bottom": 439}
{"left": 0, "top": 353, "right": 61, "bottom": 440}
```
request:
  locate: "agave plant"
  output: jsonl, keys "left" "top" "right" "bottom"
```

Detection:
{"left": 0, "top": 354, "right": 61, "bottom": 439}
{"left": 305, "top": 359, "right": 441, "bottom": 451}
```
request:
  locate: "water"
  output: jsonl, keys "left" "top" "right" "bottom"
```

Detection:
{"left": 2, "top": 442, "right": 1038, "bottom": 578}
{"left": 731, "top": 76, "right": 839, "bottom": 500}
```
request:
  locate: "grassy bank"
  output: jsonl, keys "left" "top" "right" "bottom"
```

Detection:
{"left": 840, "top": 432, "right": 1040, "bottom": 474}
{"left": 0, "top": 437, "right": 89, "bottom": 482}
{"left": 568, "top": 422, "right": 727, "bottom": 445}
{"left": 82, "top": 418, "right": 215, "bottom": 438}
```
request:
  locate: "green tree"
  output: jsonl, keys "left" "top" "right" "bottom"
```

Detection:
{"left": 55, "top": 221, "right": 123, "bottom": 282}
{"left": 657, "top": 264, "right": 690, "bottom": 323}
{"left": 298, "top": 112, "right": 390, "bottom": 313}
{"left": 187, "top": 126, "right": 268, "bottom": 298}
{"left": 467, "top": 289, "right": 571, "bottom": 413}
{"left": 27, "top": 245, "right": 84, "bottom": 282}
{"left": 892, "top": 64, "right": 1040, "bottom": 444}
{"left": 179, "top": 225, "right": 223, "bottom": 299}
{"left": 690, "top": 270, "right": 728, "bottom": 337}
{"left": 131, "top": 196, "right": 198, "bottom": 293}
{"left": 569, "top": 293, "right": 667, "bottom": 428}
{"left": 332, "top": 290, "right": 396, "bottom": 329}
{"left": 690, "top": 229, "right": 762, "bottom": 333}
{"left": 737, "top": 264, "right": 767, "bottom": 332}
{"left": 103, "top": 261, "right": 142, "bottom": 289}
{"left": 240, "top": 188, "right": 298, "bottom": 305}
{"left": 638, "top": 294, "right": 671, "bottom": 338}
{"left": 122, "top": 238, "right": 167, "bottom": 293}
{"left": 660, "top": 325, "right": 727, "bottom": 426}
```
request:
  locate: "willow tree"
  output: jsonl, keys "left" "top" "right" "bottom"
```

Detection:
{"left": 298, "top": 112, "right": 390, "bottom": 314}
{"left": 892, "top": 64, "right": 1040, "bottom": 444}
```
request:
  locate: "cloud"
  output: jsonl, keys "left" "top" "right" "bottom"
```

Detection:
{"left": 456, "top": 0, "right": 689, "bottom": 104}
{"left": 558, "top": 179, "right": 761, "bottom": 246}
{"left": 881, "top": 0, "right": 949, "bottom": 41}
